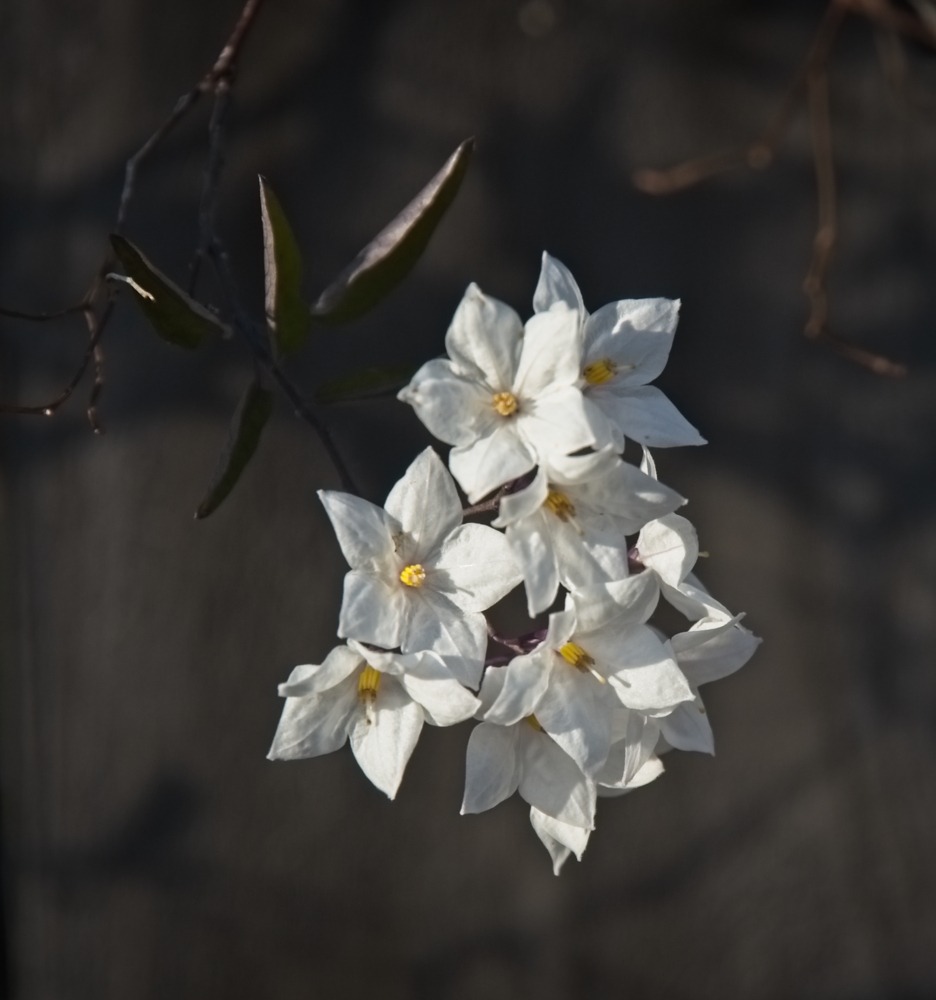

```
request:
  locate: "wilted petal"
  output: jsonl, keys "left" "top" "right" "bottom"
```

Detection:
{"left": 349, "top": 677, "right": 424, "bottom": 799}
{"left": 319, "top": 490, "right": 396, "bottom": 570}
{"left": 461, "top": 722, "right": 522, "bottom": 814}
{"left": 384, "top": 447, "right": 462, "bottom": 563}
{"left": 484, "top": 651, "right": 551, "bottom": 726}
{"left": 277, "top": 644, "right": 364, "bottom": 697}
{"left": 518, "top": 725, "right": 596, "bottom": 828}
{"left": 532, "top": 252, "right": 586, "bottom": 323}
{"left": 404, "top": 589, "right": 488, "bottom": 688}
{"left": 513, "top": 308, "right": 582, "bottom": 397}
{"left": 534, "top": 663, "right": 612, "bottom": 776}
{"left": 432, "top": 522, "right": 522, "bottom": 612}
{"left": 449, "top": 423, "right": 536, "bottom": 504}
{"left": 337, "top": 570, "right": 407, "bottom": 649}
{"left": 591, "top": 385, "right": 705, "bottom": 448}
{"left": 398, "top": 359, "right": 499, "bottom": 448}
{"left": 396, "top": 650, "right": 481, "bottom": 725}
{"left": 267, "top": 676, "right": 358, "bottom": 760}
{"left": 583, "top": 297, "right": 680, "bottom": 387}
{"left": 445, "top": 283, "right": 522, "bottom": 390}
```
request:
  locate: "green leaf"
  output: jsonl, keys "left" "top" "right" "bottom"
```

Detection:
{"left": 259, "top": 177, "right": 310, "bottom": 354}
{"left": 314, "top": 364, "right": 420, "bottom": 404}
{"left": 109, "top": 235, "right": 228, "bottom": 349}
{"left": 312, "top": 137, "right": 475, "bottom": 324}
{"left": 195, "top": 378, "right": 274, "bottom": 519}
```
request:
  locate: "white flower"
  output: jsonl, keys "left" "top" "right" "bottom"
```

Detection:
{"left": 319, "top": 447, "right": 521, "bottom": 687}
{"left": 268, "top": 640, "right": 480, "bottom": 799}
{"left": 659, "top": 618, "right": 761, "bottom": 755}
{"left": 484, "top": 576, "right": 693, "bottom": 776}
{"left": 398, "top": 283, "right": 596, "bottom": 503}
{"left": 533, "top": 253, "right": 705, "bottom": 450}
{"left": 494, "top": 446, "right": 685, "bottom": 615}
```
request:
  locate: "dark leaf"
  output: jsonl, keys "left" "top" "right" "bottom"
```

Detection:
{"left": 110, "top": 235, "right": 227, "bottom": 349}
{"left": 312, "top": 138, "right": 475, "bottom": 324}
{"left": 259, "top": 177, "right": 310, "bottom": 354}
{"left": 315, "top": 364, "right": 420, "bottom": 404}
{"left": 195, "top": 378, "right": 274, "bottom": 519}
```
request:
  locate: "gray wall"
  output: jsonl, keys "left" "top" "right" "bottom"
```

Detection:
{"left": 3, "top": 0, "right": 936, "bottom": 996}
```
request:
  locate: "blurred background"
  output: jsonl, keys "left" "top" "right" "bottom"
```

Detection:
{"left": 3, "top": 0, "right": 936, "bottom": 996}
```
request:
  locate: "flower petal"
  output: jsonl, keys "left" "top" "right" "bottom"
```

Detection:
{"left": 571, "top": 572, "right": 660, "bottom": 633}
{"left": 461, "top": 721, "right": 522, "bottom": 814}
{"left": 337, "top": 570, "right": 408, "bottom": 648}
{"left": 672, "top": 621, "right": 761, "bottom": 687}
{"left": 449, "top": 423, "right": 536, "bottom": 503}
{"left": 445, "top": 282, "right": 522, "bottom": 390}
{"left": 660, "top": 693, "right": 714, "bottom": 754}
{"left": 636, "top": 513, "right": 698, "bottom": 588}
{"left": 349, "top": 677, "right": 424, "bottom": 799}
{"left": 516, "top": 386, "right": 596, "bottom": 460}
{"left": 267, "top": 676, "right": 358, "bottom": 760}
{"left": 532, "top": 252, "right": 586, "bottom": 323}
{"left": 505, "top": 516, "right": 560, "bottom": 617}
{"left": 589, "top": 384, "right": 705, "bottom": 448}
{"left": 398, "top": 358, "right": 500, "bottom": 448}
{"left": 661, "top": 578, "right": 731, "bottom": 621}
{"left": 518, "top": 724, "right": 596, "bottom": 828}
{"left": 493, "top": 466, "right": 550, "bottom": 526}
{"left": 384, "top": 447, "right": 463, "bottom": 563}
{"left": 431, "top": 522, "right": 522, "bottom": 612}
{"left": 395, "top": 650, "right": 481, "bottom": 725}
{"left": 530, "top": 807, "right": 591, "bottom": 875}
{"left": 318, "top": 490, "right": 396, "bottom": 570}
{"left": 277, "top": 644, "right": 364, "bottom": 697}
{"left": 598, "top": 710, "right": 661, "bottom": 786}
{"left": 583, "top": 297, "right": 680, "bottom": 387}
{"left": 534, "top": 663, "right": 612, "bottom": 777}
{"left": 513, "top": 307, "right": 582, "bottom": 397}
{"left": 403, "top": 589, "right": 488, "bottom": 688}
{"left": 483, "top": 651, "right": 551, "bottom": 726}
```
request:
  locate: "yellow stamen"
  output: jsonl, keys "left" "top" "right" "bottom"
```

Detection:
{"left": 583, "top": 358, "right": 618, "bottom": 385}
{"left": 400, "top": 563, "right": 426, "bottom": 587}
{"left": 358, "top": 665, "right": 381, "bottom": 698}
{"left": 559, "top": 642, "right": 594, "bottom": 669}
{"left": 526, "top": 715, "right": 543, "bottom": 732}
{"left": 491, "top": 391, "right": 518, "bottom": 416}
{"left": 544, "top": 489, "right": 576, "bottom": 521}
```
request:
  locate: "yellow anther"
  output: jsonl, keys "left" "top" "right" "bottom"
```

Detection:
{"left": 544, "top": 489, "right": 576, "bottom": 522}
{"left": 357, "top": 664, "right": 381, "bottom": 699}
{"left": 400, "top": 563, "right": 426, "bottom": 587}
{"left": 559, "top": 642, "right": 594, "bottom": 669}
{"left": 491, "top": 391, "right": 518, "bottom": 416}
{"left": 583, "top": 358, "right": 619, "bottom": 385}
{"left": 526, "top": 715, "right": 544, "bottom": 732}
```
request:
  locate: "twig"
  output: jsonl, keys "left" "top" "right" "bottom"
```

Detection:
{"left": 0, "top": 302, "right": 87, "bottom": 322}
{"left": 462, "top": 484, "right": 511, "bottom": 517}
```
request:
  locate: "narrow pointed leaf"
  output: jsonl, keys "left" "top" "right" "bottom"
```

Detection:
{"left": 196, "top": 378, "right": 274, "bottom": 519}
{"left": 315, "top": 364, "right": 420, "bottom": 404}
{"left": 259, "top": 177, "right": 310, "bottom": 354}
{"left": 110, "top": 235, "right": 227, "bottom": 349}
{"left": 312, "top": 138, "right": 475, "bottom": 324}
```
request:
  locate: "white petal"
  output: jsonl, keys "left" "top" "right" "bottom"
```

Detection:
{"left": 544, "top": 607, "right": 578, "bottom": 649}
{"left": 534, "top": 663, "right": 612, "bottom": 777}
{"left": 449, "top": 424, "right": 536, "bottom": 503}
{"left": 532, "top": 252, "right": 586, "bottom": 323}
{"left": 277, "top": 644, "right": 364, "bottom": 697}
{"left": 461, "top": 721, "right": 522, "bottom": 814}
{"left": 403, "top": 589, "right": 487, "bottom": 688}
{"left": 583, "top": 297, "right": 680, "bottom": 387}
{"left": 337, "top": 570, "right": 408, "bottom": 649}
{"left": 445, "top": 283, "right": 522, "bottom": 390}
{"left": 504, "top": 516, "right": 559, "bottom": 617}
{"left": 267, "top": 677, "right": 358, "bottom": 760}
{"left": 530, "top": 807, "right": 591, "bottom": 874}
{"left": 518, "top": 724, "right": 596, "bottom": 828}
{"left": 484, "top": 651, "right": 551, "bottom": 726}
{"left": 598, "top": 710, "right": 661, "bottom": 786}
{"left": 660, "top": 579, "right": 730, "bottom": 622}
{"left": 590, "top": 385, "right": 705, "bottom": 448}
{"left": 516, "top": 386, "right": 596, "bottom": 460}
{"left": 551, "top": 516, "right": 628, "bottom": 593}
{"left": 431, "top": 522, "right": 522, "bottom": 612}
{"left": 384, "top": 447, "right": 462, "bottom": 563}
{"left": 575, "top": 460, "right": 685, "bottom": 533}
{"left": 396, "top": 650, "right": 481, "bottom": 725}
{"left": 493, "top": 466, "right": 549, "bottom": 526}
{"left": 318, "top": 490, "right": 396, "bottom": 570}
{"left": 571, "top": 572, "right": 660, "bottom": 633}
{"left": 672, "top": 622, "right": 761, "bottom": 687}
{"left": 349, "top": 677, "right": 424, "bottom": 799}
{"left": 513, "top": 307, "right": 582, "bottom": 397}
{"left": 397, "top": 358, "right": 499, "bottom": 448}
{"left": 661, "top": 693, "right": 715, "bottom": 755}
{"left": 640, "top": 445, "right": 657, "bottom": 479}
{"left": 636, "top": 514, "right": 698, "bottom": 588}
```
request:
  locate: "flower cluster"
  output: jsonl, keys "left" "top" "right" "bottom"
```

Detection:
{"left": 269, "top": 254, "right": 759, "bottom": 873}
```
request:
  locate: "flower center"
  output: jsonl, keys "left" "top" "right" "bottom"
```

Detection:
{"left": 526, "top": 715, "right": 544, "bottom": 732}
{"left": 544, "top": 489, "right": 576, "bottom": 521}
{"left": 559, "top": 642, "right": 594, "bottom": 669}
{"left": 358, "top": 664, "right": 381, "bottom": 699}
{"left": 583, "top": 358, "right": 618, "bottom": 385}
{"left": 400, "top": 563, "right": 426, "bottom": 587}
{"left": 491, "top": 391, "right": 518, "bottom": 416}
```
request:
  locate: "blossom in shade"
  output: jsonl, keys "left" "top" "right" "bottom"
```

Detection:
{"left": 533, "top": 252, "right": 705, "bottom": 450}
{"left": 494, "top": 446, "right": 685, "bottom": 615}
{"left": 268, "top": 640, "right": 480, "bottom": 799}
{"left": 398, "top": 283, "right": 596, "bottom": 503}
{"left": 319, "top": 447, "right": 521, "bottom": 687}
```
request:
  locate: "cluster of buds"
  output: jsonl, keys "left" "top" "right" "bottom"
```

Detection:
{"left": 269, "top": 254, "right": 759, "bottom": 873}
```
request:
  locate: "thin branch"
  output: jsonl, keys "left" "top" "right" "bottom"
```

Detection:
{"left": 0, "top": 302, "right": 87, "bottom": 322}
{"left": 201, "top": 0, "right": 268, "bottom": 89}
{"left": 462, "top": 483, "right": 511, "bottom": 517}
